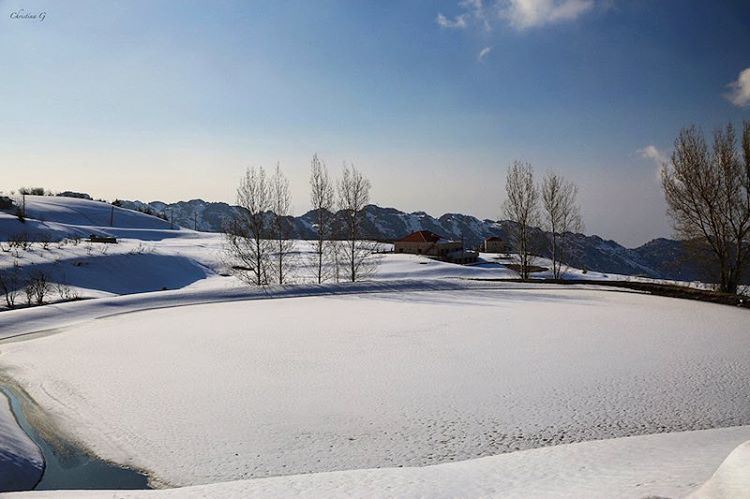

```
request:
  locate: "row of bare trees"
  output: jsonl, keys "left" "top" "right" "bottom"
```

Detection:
{"left": 0, "top": 265, "right": 77, "bottom": 309}
{"left": 225, "top": 165, "right": 293, "bottom": 286}
{"left": 226, "top": 156, "right": 378, "bottom": 286}
{"left": 308, "top": 155, "right": 379, "bottom": 283}
{"left": 503, "top": 161, "right": 582, "bottom": 280}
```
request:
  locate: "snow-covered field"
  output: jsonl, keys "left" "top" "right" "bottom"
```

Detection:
{"left": 1, "top": 195, "right": 749, "bottom": 497}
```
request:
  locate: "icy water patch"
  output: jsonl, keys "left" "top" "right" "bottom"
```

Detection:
{"left": 0, "top": 389, "right": 43, "bottom": 491}
{"left": 0, "top": 385, "right": 150, "bottom": 492}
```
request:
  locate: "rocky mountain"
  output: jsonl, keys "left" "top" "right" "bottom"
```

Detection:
{"left": 118, "top": 199, "right": 712, "bottom": 282}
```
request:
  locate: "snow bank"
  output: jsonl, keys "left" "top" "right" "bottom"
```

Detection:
{"left": 1, "top": 287, "right": 748, "bottom": 489}
{"left": 689, "top": 439, "right": 750, "bottom": 498}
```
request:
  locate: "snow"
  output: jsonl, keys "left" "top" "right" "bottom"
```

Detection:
{"left": 689, "top": 439, "right": 750, "bottom": 498}
{"left": 0, "top": 287, "right": 748, "bottom": 491}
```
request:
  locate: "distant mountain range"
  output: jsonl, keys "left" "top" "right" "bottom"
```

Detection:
{"left": 118, "top": 198, "right": 710, "bottom": 282}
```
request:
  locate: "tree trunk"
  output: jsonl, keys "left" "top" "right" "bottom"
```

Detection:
{"left": 551, "top": 231, "right": 558, "bottom": 279}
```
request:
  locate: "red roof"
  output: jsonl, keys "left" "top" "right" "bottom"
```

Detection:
{"left": 397, "top": 230, "right": 446, "bottom": 243}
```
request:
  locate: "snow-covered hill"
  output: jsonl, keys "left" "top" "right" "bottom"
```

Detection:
{"left": 0, "top": 196, "right": 223, "bottom": 302}
{"left": 0, "top": 195, "right": 191, "bottom": 240}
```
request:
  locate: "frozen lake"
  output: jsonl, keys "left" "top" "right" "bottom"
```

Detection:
{"left": 1, "top": 286, "right": 748, "bottom": 489}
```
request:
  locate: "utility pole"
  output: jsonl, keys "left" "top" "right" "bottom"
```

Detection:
{"left": 110, "top": 205, "right": 114, "bottom": 227}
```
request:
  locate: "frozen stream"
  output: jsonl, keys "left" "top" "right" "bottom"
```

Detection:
{"left": 0, "top": 386, "right": 150, "bottom": 492}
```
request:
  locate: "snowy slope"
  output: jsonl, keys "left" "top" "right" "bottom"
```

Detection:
{"left": 0, "top": 196, "right": 188, "bottom": 243}
{"left": 21, "top": 196, "right": 171, "bottom": 230}
{"left": 0, "top": 196, "right": 228, "bottom": 302}
{"left": 689, "top": 439, "right": 750, "bottom": 498}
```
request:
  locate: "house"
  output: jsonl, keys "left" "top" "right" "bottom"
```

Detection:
{"left": 481, "top": 236, "right": 508, "bottom": 253}
{"left": 394, "top": 230, "right": 461, "bottom": 257}
{"left": 394, "top": 230, "right": 477, "bottom": 264}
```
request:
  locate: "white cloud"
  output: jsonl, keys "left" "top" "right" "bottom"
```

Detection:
{"left": 725, "top": 67, "right": 750, "bottom": 107}
{"left": 478, "top": 46, "right": 492, "bottom": 61}
{"left": 638, "top": 145, "right": 670, "bottom": 180}
{"left": 501, "top": 0, "right": 594, "bottom": 29}
{"left": 436, "top": 12, "right": 468, "bottom": 29}
{"left": 638, "top": 145, "right": 668, "bottom": 166}
{"left": 437, "top": 0, "right": 490, "bottom": 30}
{"left": 437, "top": 0, "right": 596, "bottom": 32}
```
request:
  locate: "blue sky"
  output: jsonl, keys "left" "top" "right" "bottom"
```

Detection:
{"left": 1, "top": 0, "right": 749, "bottom": 246}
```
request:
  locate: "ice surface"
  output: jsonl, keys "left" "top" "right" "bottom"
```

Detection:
{"left": 0, "top": 391, "right": 43, "bottom": 491}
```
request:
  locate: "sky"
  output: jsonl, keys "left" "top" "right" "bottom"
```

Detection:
{"left": 1, "top": 0, "right": 749, "bottom": 247}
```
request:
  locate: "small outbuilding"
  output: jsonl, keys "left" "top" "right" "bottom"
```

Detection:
{"left": 481, "top": 236, "right": 508, "bottom": 253}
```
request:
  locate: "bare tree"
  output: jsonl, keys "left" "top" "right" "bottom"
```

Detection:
{"left": 0, "top": 260, "right": 21, "bottom": 308}
{"left": 541, "top": 172, "right": 583, "bottom": 279}
{"left": 22, "top": 271, "right": 51, "bottom": 306}
{"left": 504, "top": 161, "right": 540, "bottom": 280}
{"left": 31, "top": 271, "right": 51, "bottom": 305}
{"left": 661, "top": 122, "right": 750, "bottom": 294}
{"left": 24, "top": 280, "right": 34, "bottom": 306}
{"left": 337, "top": 163, "right": 378, "bottom": 282}
{"left": 225, "top": 166, "right": 274, "bottom": 286}
{"left": 270, "top": 163, "right": 295, "bottom": 285}
{"left": 309, "top": 154, "right": 336, "bottom": 283}
{"left": 56, "top": 281, "right": 79, "bottom": 302}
